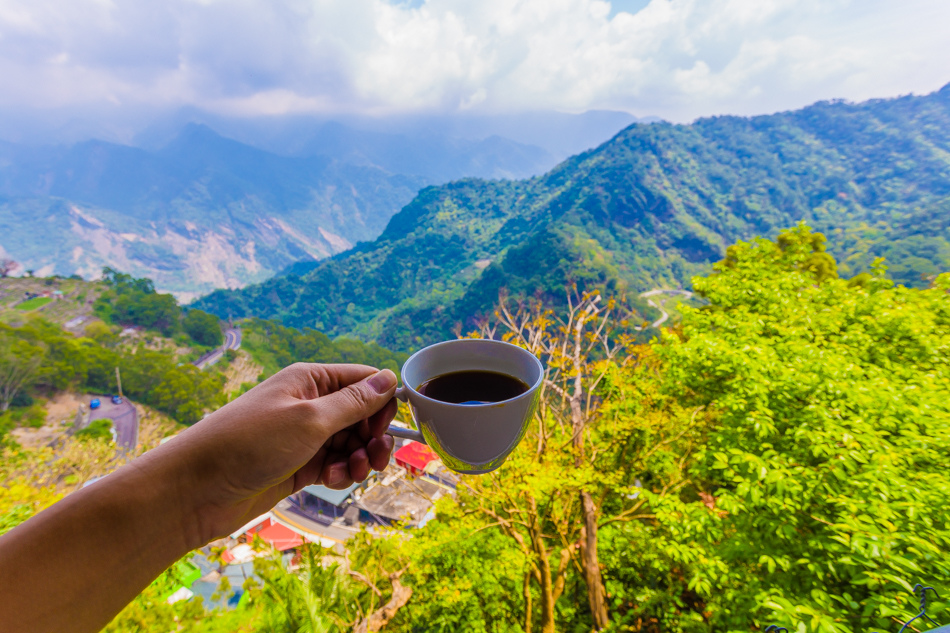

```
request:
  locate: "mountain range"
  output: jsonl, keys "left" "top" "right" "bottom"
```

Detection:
{"left": 0, "top": 112, "right": 638, "bottom": 299}
{"left": 193, "top": 84, "right": 950, "bottom": 351}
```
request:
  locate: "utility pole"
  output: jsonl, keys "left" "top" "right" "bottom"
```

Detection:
{"left": 115, "top": 366, "right": 123, "bottom": 398}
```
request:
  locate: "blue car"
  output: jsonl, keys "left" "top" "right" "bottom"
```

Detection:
{"left": 111, "top": 395, "right": 122, "bottom": 405}
{"left": 90, "top": 399, "right": 101, "bottom": 410}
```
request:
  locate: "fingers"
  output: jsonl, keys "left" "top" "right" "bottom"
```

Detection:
{"left": 367, "top": 435, "right": 394, "bottom": 472}
{"left": 321, "top": 460, "right": 354, "bottom": 490}
{"left": 311, "top": 369, "right": 398, "bottom": 439}
{"left": 348, "top": 448, "right": 371, "bottom": 483}
{"left": 367, "top": 398, "right": 398, "bottom": 439}
{"left": 313, "top": 433, "right": 395, "bottom": 490}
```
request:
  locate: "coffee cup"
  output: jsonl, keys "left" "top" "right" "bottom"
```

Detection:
{"left": 385, "top": 339, "right": 543, "bottom": 474}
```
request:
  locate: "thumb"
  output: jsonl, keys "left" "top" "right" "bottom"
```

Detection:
{"left": 312, "top": 369, "right": 398, "bottom": 438}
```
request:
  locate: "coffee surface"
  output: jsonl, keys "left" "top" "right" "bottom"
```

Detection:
{"left": 417, "top": 370, "right": 529, "bottom": 404}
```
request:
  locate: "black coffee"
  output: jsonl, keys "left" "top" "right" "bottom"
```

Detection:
{"left": 417, "top": 370, "right": 529, "bottom": 405}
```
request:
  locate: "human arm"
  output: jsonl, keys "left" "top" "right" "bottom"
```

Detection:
{"left": 0, "top": 363, "right": 398, "bottom": 633}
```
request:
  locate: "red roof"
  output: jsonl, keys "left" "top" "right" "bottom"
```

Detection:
{"left": 394, "top": 441, "right": 438, "bottom": 471}
{"left": 257, "top": 522, "right": 303, "bottom": 551}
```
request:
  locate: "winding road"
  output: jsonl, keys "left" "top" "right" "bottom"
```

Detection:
{"left": 639, "top": 289, "right": 694, "bottom": 328}
{"left": 194, "top": 328, "right": 242, "bottom": 370}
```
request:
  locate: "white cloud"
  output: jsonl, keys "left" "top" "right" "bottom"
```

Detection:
{"left": 0, "top": 0, "right": 947, "bottom": 123}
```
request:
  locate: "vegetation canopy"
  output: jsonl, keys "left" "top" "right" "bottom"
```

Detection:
{"left": 1, "top": 225, "right": 948, "bottom": 633}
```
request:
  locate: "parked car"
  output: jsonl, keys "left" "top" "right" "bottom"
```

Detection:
{"left": 90, "top": 399, "right": 101, "bottom": 410}
{"left": 111, "top": 395, "right": 122, "bottom": 405}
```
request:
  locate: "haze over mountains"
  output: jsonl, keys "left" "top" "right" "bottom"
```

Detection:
{"left": 0, "top": 110, "right": 639, "bottom": 299}
{"left": 194, "top": 85, "right": 950, "bottom": 351}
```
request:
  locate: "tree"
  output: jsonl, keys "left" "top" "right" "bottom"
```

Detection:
{"left": 0, "top": 334, "right": 44, "bottom": 412}
{"left": 660, "top": 225, "right": 950, "bottom": 631}
{"left": 246, "top": 533, "right": 411, "bottom": 633}
{"left": 183, "top": 309, "right": 224, "bottom": 347}
{"left": 95, "top": 268, "right": 182, "bottom": 336}
{"left": 451, "top": 290, "right": 700, "bottom": 633}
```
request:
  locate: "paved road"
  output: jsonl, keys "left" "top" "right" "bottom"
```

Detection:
{"left": 638, "top": 289, "right": 694, "bottom": 328}
{"left": 271, "top": 499, "right": 359, "bottom": 547}
{"left": 194, "top": 328, "right": 242, "bottom": 370}
{"left": 88, "top": 399, "right": 138, "bottom": 451}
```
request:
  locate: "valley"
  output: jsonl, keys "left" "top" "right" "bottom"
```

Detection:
{"left": 0, "top": 112, "right": 637, "bottom": 301}
{"left": 195, "top": 85, "right": 950, "bottom": 351}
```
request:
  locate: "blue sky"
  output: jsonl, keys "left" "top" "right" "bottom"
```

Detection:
{"left": 0, "top": 0, "right": 947, "bottom": 125}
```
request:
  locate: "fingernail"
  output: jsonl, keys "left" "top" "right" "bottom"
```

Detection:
{"left": 328, "top": 465, "right": 345, "bottom": 485}
{"left": 367, "top": 370, "right": 396, "bottom": 394}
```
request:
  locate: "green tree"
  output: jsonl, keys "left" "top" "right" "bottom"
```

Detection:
{"left": 0, "top": 332, "right": 44, "bottom": 412}
{"left": 661, "top": 225, "right": 950, "bottom": 631}
{"left": 247, "top": 534, "right": 411, "bottom": 633}
{"left": 95, "top": 268, "right": 182, "bottom": 336}
{"left": 183, "top": 309, "right": 224, "bottom": 347}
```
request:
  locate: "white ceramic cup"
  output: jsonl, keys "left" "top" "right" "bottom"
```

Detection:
{"left": 385, "top": 339, "right": 543, "bottom": 474}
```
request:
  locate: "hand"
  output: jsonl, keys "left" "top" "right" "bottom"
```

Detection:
{"left": 149, "top": 363, "right": 398, "bottom": 548}
{"left": 0, "top": 362, "right": 399, "bottom": 633}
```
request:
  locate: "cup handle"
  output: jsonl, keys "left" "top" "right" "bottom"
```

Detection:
{"left": 385, "top": 386, "right": 426, "bottom": 444}
{"left": 394, "top": 386, "right": 409, "bottom": 403}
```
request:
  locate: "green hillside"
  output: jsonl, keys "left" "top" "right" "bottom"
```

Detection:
{"left": 194, "top": 85, "right": 950, "bottom": 350}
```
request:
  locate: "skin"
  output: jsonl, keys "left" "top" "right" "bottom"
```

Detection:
{"left": 0, "top": 362, "right": 399, "bottom": 633}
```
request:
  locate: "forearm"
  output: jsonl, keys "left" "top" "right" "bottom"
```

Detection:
{"left": 0, "top": 363, "right": 397, "bottom": 632}
{"left": 0, "top": 448, "right": 198, "bottom": 633}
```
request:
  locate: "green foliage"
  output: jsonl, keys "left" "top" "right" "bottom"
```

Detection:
{"left": 658, "top": 225, "right": 950, "bottom": 631}
{"left": 194, "top": 85, "right": 950, "bottom": 350}
{"left": 15, "top": 296, "right": 52, "bottom": 311}
{"left": 183, "top": 309, "right": 224, "bottom": 348}
{"left": 241, "top": 318, "right": 407, "bottom": 378}
{"left": 250, "top": 545, "right": 358, "bottom": 632}
{"left": 390, "top": 497, "right": 529, "bottom": 632}
{"left": 329, "top": 227, "right": 949, "bottom": 633}
{"left": 0, "top": 504, "right": 34, "bottom": 536}
{"left": 75, "top": 419, "right": 113, "bottom": 442}
{"left": 103, "top": 557, "right": 258, "bottom": 633}
{"left": 95, "top": 268, "right": 229, "bottom": 348}
{"left": 0, "top": 402, "right": 48, "bottom": 433}
{"left": 0, "top": 317, "right": 224, "bottom": 426}
{"left": 246, "top": 534, "right": 411, "bottom": 633}
{"left": 0, "top": 330, "right": 45, "bottom": 412}
{"left": 95, "top": 268, "right": 182, "bottom": 336}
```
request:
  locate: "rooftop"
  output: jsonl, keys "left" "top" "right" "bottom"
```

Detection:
{"left": 302, "top": 482, "right": 360, "bottom": 506}
{"left": 356, "top": 466, "right": 445, "bottom": 525}
{"left": 394, "top": 441, "right": 438, "bottom": 471}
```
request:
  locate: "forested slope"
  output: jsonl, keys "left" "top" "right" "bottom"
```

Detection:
{"left": 195, "top": 84, "right": 950, "bottom": 350}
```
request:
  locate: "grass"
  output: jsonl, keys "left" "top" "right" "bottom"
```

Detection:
{"left": 16, "top": 296, "right": 53, "bottom": 311}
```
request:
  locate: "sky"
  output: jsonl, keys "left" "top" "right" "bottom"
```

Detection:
{"left": 0, "top": 0, "right": 948, "bottom": 130}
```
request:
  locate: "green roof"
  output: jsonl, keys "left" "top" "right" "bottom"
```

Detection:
{"left": 302, "top": 483, "right": 359, "bottom": 506}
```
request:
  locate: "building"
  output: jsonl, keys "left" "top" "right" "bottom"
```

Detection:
{"left": 355, "top": 465, "right": 445, "bottom": 527}
{"left": 292, "top": 483, "right": 360, "bottom": 524}
{"left": 239, "top": 515, "right": 304, "bottom": 552}
{"left": 394, "top": 441, "right": 438, "bottom": 476}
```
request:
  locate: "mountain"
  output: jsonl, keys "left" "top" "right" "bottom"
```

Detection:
{"left": 131, "top": 109, "right": 641, "bottom": 169}
{"left": 0, "top": 124, "right": 425, "bottom": 300}
{"left": 290, "top": 123, "right": 555, "bottom": 182}
{"left": 193, "top": 85, "right": 950, "bottom": 351}
{"left": 0, "top": 111, "right": 629, "bottom": 298}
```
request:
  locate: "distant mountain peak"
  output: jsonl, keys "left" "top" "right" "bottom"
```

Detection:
{"left": 192, "top": 87, "right": 950, "bottom": 350}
